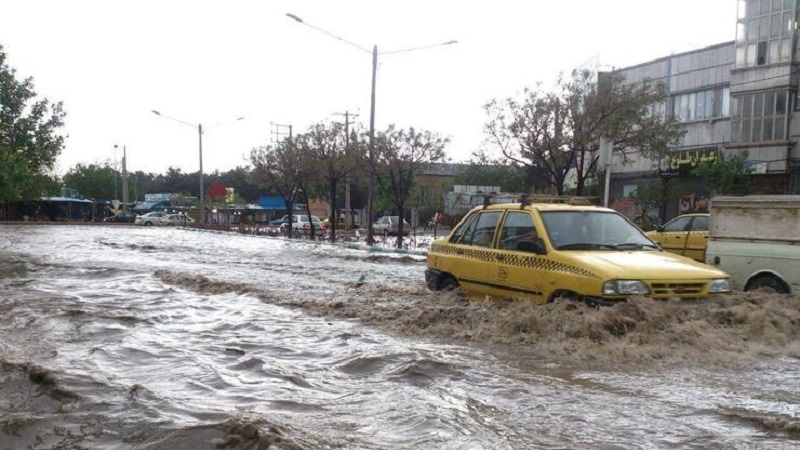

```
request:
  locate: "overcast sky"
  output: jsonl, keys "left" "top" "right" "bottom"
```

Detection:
{"left": 1, "top": 0, "right": 737, "bottom": 176}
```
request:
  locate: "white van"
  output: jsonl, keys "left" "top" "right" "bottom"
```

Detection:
{"left": 706, "top": 195, "right": 800, "bottom": 293}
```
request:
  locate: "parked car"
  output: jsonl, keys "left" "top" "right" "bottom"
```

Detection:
{"left": 645, "top": 213, "right": 709, "bottom": 262}
{"left": 270, "top": 215, "right": 290, "bottom": 226}
{"left": 372, "top": 216, "right": 411, "bottom": 236}
{"left": 135, "top": 211, "right": 168, "bottom": 226}
{"left": 425, "top": 201, "right": 730, "bottom": 305}
{"left": 104, "top": 212, "right": 137, "bottom": 223}
{"left": 159, "top": 213, "right": 195, "bottom": 226}
{"left": 279, "top": 214, "right": 324, "bottom": 236}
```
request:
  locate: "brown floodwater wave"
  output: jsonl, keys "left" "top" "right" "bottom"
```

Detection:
{"left": 155, "top": 269, "right": 800, "bottom": 368}
{"left": 0, "top": 359, "right": 309, "bottom": 450}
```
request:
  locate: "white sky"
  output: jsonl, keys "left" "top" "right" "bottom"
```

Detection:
{"left": 1, "top": 0, "right": 737, "bottom": 176}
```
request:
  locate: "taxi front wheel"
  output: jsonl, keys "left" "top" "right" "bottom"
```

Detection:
{"left": 440, "top": 276, "right": 459, "bottom": 291}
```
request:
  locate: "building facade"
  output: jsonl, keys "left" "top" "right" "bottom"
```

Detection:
{"left": 610, "top": 0, "right": 800, "bottom": 221}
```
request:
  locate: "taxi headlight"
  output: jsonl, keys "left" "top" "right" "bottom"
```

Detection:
{"left": 708, "top": 278, "right": 731, "bottom": 293}
{"left": 603, "top": 280, "right": 650, "bottom": 296}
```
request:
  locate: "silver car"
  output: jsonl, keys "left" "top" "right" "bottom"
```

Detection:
{"left": 135, "top": 211, "right": 168, "bottom": 226}
{"left": 372, "top": 216, "right": 411, "bottom": 236}
{"left": 279, "top": 214, "right": 324, "bottom": 236}
{"left": 159, "top": 213, "right": 195, "bottom": 226}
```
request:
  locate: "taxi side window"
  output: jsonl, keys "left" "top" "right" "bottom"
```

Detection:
{"left": 463, "top": 212, "right": 502, "bottom": 248}
{"left": 449, "top": 213, "right": 478, "bottom": 244}
{"left": 663, "top": 216, "right": 692, "bottom": 232}
{"left": 499, "top": 211, "right": 537, "bottom": 251}
{"left": 691, "top": 216, "right": 708, "bottom": 231}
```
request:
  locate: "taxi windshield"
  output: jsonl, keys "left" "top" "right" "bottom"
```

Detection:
{"left": 540, "top": 210, "right": 657, "bottom": 251}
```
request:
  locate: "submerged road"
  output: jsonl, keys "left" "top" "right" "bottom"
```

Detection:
{"left": 1, "top": 224, "right": 799, "bottom": 449}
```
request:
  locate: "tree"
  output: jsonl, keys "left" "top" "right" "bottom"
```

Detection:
{"left": 692, "top": 151, "right": 752, "bottom": 197}
{"left": 296, "top": 122, "right": 365, "bottom": 241}
{"left": 456, "top": 148, "right": 532, "bottom": 193}
{"left": 484, "top": 70, "right": 684, "bottom": 195}
{"left": 213, "top": 166, "right": 262, "bottom": 203}
{"left": 372, "top": 126, "right": 448, "bottom": 247}
{"left": 0, "top": 44, "right": 66, "bottom": 217}
{"left": 61, "top": 162, "right": 117, "bottom": 200}
{"left": 250, "top": 139, "right": 316, "bottom": 238}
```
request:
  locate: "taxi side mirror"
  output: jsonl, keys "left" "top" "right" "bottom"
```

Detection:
{"left": 517, "top": 238, "right": 547, "bottom": 255}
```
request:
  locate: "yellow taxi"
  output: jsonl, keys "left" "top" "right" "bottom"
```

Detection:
{"left": 645, "top": 214, "right": 709, "bottom": 262}
{"left": 425, "top": 201, "right": 729, "bottom": 305}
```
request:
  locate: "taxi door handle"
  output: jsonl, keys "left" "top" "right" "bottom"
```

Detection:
{"left": 495, "top": 254, "right": 505, "bottom": 261}
{"left": 455, "top": 249, "right": 464, "bottom": 255}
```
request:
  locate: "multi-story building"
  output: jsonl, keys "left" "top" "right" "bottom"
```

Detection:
{"left": 609, "top": 0, "right": 800, "bottom": 220}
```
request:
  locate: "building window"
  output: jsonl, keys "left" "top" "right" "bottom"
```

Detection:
{"left": 670, "top": 86, "right": 731, "bottom": 121}
{"left": 735, "top": 0, "right": 796, "bottom": 68}
{"left": 730, "top": 90, "right": 789, "bottom": 143}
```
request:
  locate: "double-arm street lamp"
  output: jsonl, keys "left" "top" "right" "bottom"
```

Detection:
{"left": 286, "top": 13, "right": 456, "bottom": 244}
{"left": 151, "top": 110, "right": 244, "bottom": 224}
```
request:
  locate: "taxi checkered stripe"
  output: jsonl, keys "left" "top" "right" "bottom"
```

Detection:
{"left": 430, "top": 243, "right": 598, "bottom": 279}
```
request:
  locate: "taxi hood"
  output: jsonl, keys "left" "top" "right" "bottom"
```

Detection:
{"left": 561, "top": 250, "right": 728, "bottom": 280}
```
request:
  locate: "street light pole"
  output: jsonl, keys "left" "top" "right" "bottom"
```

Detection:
{"left": 151, "top": 110, "right": 242, "bottom": 226}
{"left": 367, "top": 44, "right": 377, "bottom": 244}
{"left": 286, "top": 13, "right": 456, "bottom": 245}
{"left": 121, "top": 145, "right": 128, "bottom": 213}
{"left": 198, "top": 123, "right": 204, "bottom": 224}
{"left": 112, "top": 145, "right": 118, "bottom": 205}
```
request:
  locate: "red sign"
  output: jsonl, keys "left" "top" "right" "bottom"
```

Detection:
{"left": 207, "top": 179, "right": 227, "bottom": 200}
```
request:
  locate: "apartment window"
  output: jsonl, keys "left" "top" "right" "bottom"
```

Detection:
{"left": 670, "top": 86, "right": 731, "bottom": 121}
{"left": 730, "top": 90, "right": 789, "bottom": 143}
{"left": 735, "top": 0, "right": 795, "bottom": 67}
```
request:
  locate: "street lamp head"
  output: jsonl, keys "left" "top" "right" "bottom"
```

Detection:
{"left": 443, "top": 40, "right": 458, "bottom": 45}
{"left": 236, "top": 117, "right": 245, "bottom": 121}
{"left": 151, "top": 110, "right": 161, "bottom": 116}
{"left": 286, "top": 13, "right": 303, "bottom": 23}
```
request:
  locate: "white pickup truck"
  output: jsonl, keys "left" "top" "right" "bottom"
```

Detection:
{"left": 705, "top": 195, "right": 800, "bottom": 294}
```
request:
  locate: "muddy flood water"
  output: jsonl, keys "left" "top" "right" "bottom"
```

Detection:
{"left": 1, "top": 224, "right": 800, "bottom": 449}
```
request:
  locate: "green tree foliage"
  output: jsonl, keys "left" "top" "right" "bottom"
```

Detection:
{"left": 691, "top": 152, "right": 752, "bottom": 196}
{"left": 456, "top": 149, "right": 531, "bottom": 193}
{"left": 484, "top": 70, "right": 684, "bottom": 195}
{"left": 62, "top": 163, "right": 117, "bottom": 200}
{"left": 0, "top": 45, "right": 66, "bottom": 209}
{"left": 211, "top": 166, "right": 262, "bottom": 203}
{"left": 372, "top": 126, "right": 448, "bottom": 247}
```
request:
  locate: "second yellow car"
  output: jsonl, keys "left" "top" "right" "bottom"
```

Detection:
{"left": 645, "top": 213, "right": 709, "bottom": 262}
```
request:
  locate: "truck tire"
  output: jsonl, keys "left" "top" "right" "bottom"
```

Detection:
{"left": 745, "top": 274, "right": 790, "bottom": 294}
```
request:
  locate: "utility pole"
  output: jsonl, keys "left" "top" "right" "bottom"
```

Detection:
{"left": 112, "top": 145, "right": 118, "bottom": 205}
{"left": 600, "top": 138, "right": 612, "bottom": 208}
{"left": 271, "top": 122, "right": 293, "bottom": 144}
{"left": 121, "top": 145, "right": 128, "bottom": 213}
{"left": 333, "top": 110, "right": 359, "bottom": 230}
